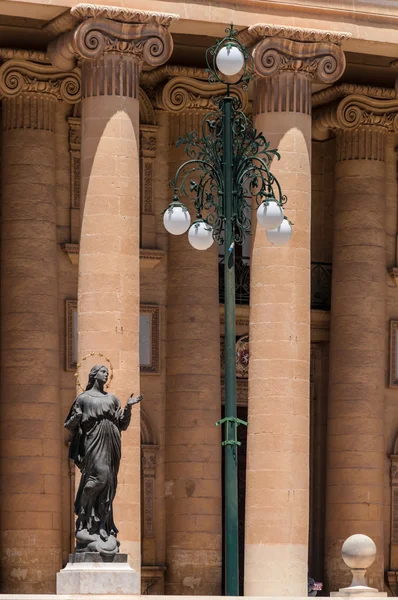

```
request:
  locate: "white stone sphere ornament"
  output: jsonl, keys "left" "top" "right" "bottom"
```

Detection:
{"left": 266, "top": 217, "right": 292, "bottom": 246}
{"left": 163, "top": 203, "right": 191, "bottom": 235}
{"left": 257, "top": 200, "right": 284, "bottom": 231}
{"left": 188, "top": 219, "right": 214, "bottom": 251}
{"left": 216, "top": 44, "right": 244, "bottom": 77}
{"left": 333, "top": 534, "right": 386, "bottom": 596}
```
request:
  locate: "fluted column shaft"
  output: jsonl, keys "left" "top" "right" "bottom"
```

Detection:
{"left": 0, "top": 54, "right": 80, "bottom": 593}
{"left": 243, "top": 26, "right": 347, "bottom": 596}
{"left": 165, "top": 109, "right": 222, "bottom": 595}
{"left": 325, "top": 125, "right": 386, "bottom": 592}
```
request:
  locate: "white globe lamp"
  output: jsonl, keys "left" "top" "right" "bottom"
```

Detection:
{"left": 257, "top": 200, "right": 284, "bottom": 231}
{"left": 163, "top": 203, "right": 191, "bottom": 235}
{"left": 188, "top": 220, "right": 214, "bottom": 251}
{"left": 266, "top": 218, "right": 292, "bottom": 246}
{"left": 216, "top": 44, "right": 244, "bottom": 77}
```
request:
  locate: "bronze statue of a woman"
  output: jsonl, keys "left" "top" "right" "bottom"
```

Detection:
{"left": 65, "top": 365, "right": 142, "bottom": 555}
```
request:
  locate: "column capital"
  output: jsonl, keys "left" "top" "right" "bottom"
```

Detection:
{"left": 0, "top": 56, "right": 81, "bottom": 103}
{"left": 313, "top": 87, "right": 398, "bottom": 139}
{"left": 238, "top": 24, "right": 349, "bottom": 83}
{"left": 46, "top": 3, "right": 178, "bottom": 72}
{"left": 154, "top": 74, "right": 248, "bottom": 113}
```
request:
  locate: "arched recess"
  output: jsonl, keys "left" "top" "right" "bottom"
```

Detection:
{"left": 140, "top": 409, "right": 164, "bottom": 594}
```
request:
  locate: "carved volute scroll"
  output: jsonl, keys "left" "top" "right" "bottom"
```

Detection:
{"left": 156, "top": 75, "right": 248, "bottom": 113}
{"left": 46, "top": 4, "right": 178, "bottom": 71}
{"left": 313, "top": 85, "right": 398, "bottom": 161}
{"left": 238, "top": 24, "right": 349, "bottom": 116}
{"left": 0, "top": 57, "right": 81, "bottom": 130}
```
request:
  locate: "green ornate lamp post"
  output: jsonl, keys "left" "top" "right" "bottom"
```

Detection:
{"left": 162, "top": 26, "right": 292, "bottom": 596}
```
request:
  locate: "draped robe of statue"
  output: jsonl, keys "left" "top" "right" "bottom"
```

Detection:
{"left": 65, "top": 392, "right": 132, "bottom": 554}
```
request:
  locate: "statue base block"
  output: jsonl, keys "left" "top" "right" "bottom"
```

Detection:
{"left": 56, "top": 553, "right": 140, "bottom": 595}
{"left": 331, "top": 587, "right": 387, "bottom": 597}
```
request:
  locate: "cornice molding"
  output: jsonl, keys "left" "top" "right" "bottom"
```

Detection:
{"left": 44, "top": 4, "right": 178, "bottom": 37}
{"left": 313, "top": 94, "right": 398, "bottom": 141}
{"left": 312, "top": 82, "right": 397, "bottom": 108}
{"left": 71, "top": 4, "right": 177, "bottom": 27}
{"left": 238, "top": 23, "right": 350, "bottom": 46}
{"left": 62, "top": 243, "right": 165, "bottom": 269}
{"left": 156, "top": 75, "right": 248, "bottom": 112}
{"left": 0, "top": 58, "right": 81, "bottom": 103}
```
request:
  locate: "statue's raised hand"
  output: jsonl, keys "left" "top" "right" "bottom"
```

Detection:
{"left": 127, "top": 393, "right": 143, "bottom": 406}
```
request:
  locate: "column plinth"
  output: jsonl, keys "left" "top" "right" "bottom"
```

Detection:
{"left": 241, "top": 24, "right": 348, "bottom": 596}
{"left": 0, "top": 57, "right": 80, "bottom": 593}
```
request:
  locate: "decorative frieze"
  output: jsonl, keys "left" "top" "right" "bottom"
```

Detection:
{"left": 140, "top": 125, "right": 158, "bottom": 215}
{"left": 141, "top": 445, "right": 158, "bottom": 539}
{"left": 67, "top": 116, "right": 81, "bottom": 209}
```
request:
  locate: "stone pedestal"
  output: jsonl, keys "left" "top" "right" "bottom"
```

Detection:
{"left": 331, "top": 589, "right": 387, "bottom": 597}
{"left": 56, "top": 553, "right": 140, "bottom": 595}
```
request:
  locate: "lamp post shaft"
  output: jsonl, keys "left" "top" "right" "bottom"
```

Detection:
{"left": 223, "top": 95, "right": 239, "bottom": 597}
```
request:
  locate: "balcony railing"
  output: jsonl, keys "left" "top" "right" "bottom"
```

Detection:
{"left": 218, "top": 256, "right": 250, "bottom": 305}
{"left": 218, "top": 258, "right": 332, "bottom": 310}
{"left": 310, "top": 261, "right": 332, "bottom": 311}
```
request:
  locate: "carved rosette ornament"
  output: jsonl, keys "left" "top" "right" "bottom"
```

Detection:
{"left": 238, "top": 24, "right": 349, "bottom": 115}
{"left": 46, "top": 4, "right": 178, "bottom": 99}
{"left": 0, "top": 58, "right": 81, "bottom": 130}
{"left": 313, "top": 88, "right": 398, "bottom": 161}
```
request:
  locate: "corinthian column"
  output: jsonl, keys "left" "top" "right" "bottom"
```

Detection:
{"left": 238, "top": 25, "right": 348, "bottom": 595}
{"left": 154, "top": 73, "right": 247, "bottom": 595}
{"left": 313, "top": 89, "right": 398, "bottom": 591}
{"left": 47, "top": 4, "right": 177, "bottom": 577}
{"left": 0, "top": 52, "right": 80, "bottom": 593}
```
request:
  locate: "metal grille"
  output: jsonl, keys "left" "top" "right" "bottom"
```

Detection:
{"left": 219, "top": 257, "right": 332, "bottom": 310}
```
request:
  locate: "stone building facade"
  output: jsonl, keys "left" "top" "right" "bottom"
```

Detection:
{"left": 0, "top": 0, "right": 397, "bottom": 596}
